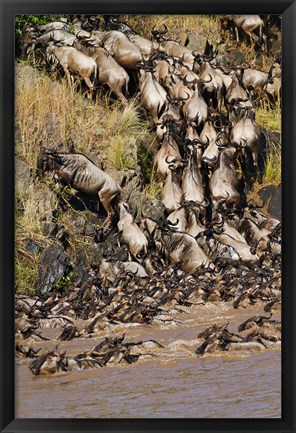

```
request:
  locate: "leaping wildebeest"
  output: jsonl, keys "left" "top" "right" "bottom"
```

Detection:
{"left": 37, "top": 147, "right": 120, "bottom": 227}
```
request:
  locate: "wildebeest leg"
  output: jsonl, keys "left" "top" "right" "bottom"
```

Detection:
{"left": 252, "top": 148, "right": 259, "bottom": 182}
{"left": 244, "top": 26, "right": 259, "bottom": 49}
{"left": 110, "top": 80, "right": 128, "bottom": 105}
{"left": 99, "top": 188, "right": 118, "bottom": 227}
{"left": 63, "top": 67, "right": 72, "bottom": 88}
{"left": 261, "top": 32, "right": 267, "bottom": 52}
{"left": 235, "top": 26, "right": 240, "bottom": 46}
{"left": 84, "top": 77, "right": 94, "bottom": 100}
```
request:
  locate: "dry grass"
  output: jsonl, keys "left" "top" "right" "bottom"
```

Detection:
{"left": 255, "top": 98, "right": 281, "bottom": 132}
{"left": 122, "top": 15, "right": 220, "bottom": 47}
{"left": 129, "top": 14, "right": 219, "bottom": 34}
{"left": 15, "top": 67, "right": 153, "bottom": 169}
{"left": 143, "top": 170, "right": 162, "bottom": 199}
{"left": 254, "top": 98, "right": 281, "bottom": 186}
{"left": 263, "top": 136, "right": 281, "bottom": 185}
{"left": 15, "top": 253, "right": 40, "bottom": 295}
{"left": 107, "top": 100, "right": 152, "bottom": 170}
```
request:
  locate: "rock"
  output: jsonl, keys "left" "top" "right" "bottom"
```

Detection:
{"left": 233, "top": 51, "right": 245, "bottom": 64}
{"left": 258, "top": 185, "right": 277, "bottom": 205}
{"left": 118, "top": 167, "right": 144, "bottom": 193}
{"left": 84, "top": 221, "right": 97, "bottom": 237}
{"left": 35, "top": 184, "right": 56, "bottom": 222}
{"left": 126, "top": 193, "right": 166, "bottom": 223}
{"left": 73, "top": 216, "right": 88, "bottom": 235}
{"left": 25, "top": 239, "right": 42, "bottom": 255}
{"left": 71, "top": 247, "right": 92, "bottom": 285}
{"left": 268, "top": 184, "right": 281, "bottom": 221}
{"left": 257, "top": 183, "right": 281, "bottom": 221}
{"left": 37, "top": 243, "right": 71, "bottom": 295}
{"left": 15, "top": 157, "right": 32, "bottom": 190}
{"left": 85, "top": 230, "right": 129, "bottom": 266}
{"left": 46, "top": 116, "right": 61, "bottom": 139}
{"left": 142, "top": 199, "right": 166, "bottom": 221}
{"left": 15, "top": 64, "right": 42, "bottom": 87}
{"left": 42, "top": 222, "right": 65, "bottom": 240}
{"left": 72, "top": 215, "right": 98, "bottom": 237}
{"left": 187, "top": 33, "right": 207, "bottom": 52}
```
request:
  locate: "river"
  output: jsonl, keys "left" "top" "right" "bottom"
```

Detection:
{"left": 15, "top": 301, "right": 281, "bottom": 418}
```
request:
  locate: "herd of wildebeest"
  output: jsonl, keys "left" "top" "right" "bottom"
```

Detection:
{"left": 16, "top": 15, "right": 281, "bottom": 376}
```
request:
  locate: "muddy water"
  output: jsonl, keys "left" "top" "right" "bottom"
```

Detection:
{"left": 15, "top": 302, "right": 281, "bottom": 418}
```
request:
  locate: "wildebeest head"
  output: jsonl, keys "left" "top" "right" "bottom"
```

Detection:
{"left": 29, "top": 349, "right": 67, "bottom": 375}
{"left": 151, "top": 24, "right": 168, "bottom": 42}
{"left": 36, "top": 146, "right": 63, "bottom": 177}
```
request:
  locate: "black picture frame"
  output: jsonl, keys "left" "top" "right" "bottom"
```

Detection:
{"left": 0, "top": 0, "right": 295, "bottom": 432}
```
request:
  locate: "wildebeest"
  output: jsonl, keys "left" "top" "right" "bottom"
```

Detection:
{"left": 160, "top": 158, "right": 185, "bottom": 213}
{"left": 46, "top": 42, "right": 97, "bottom": 99}
{"left": 37, "top": 147, "right": 120, "bottom": 227}
{"left": 84, "top": 29, "right": 143, "bottom": 70}
{"left": 138, "top": 69, "right": 168, "bottom": 124}
{"left": 230, "top": 107, "right": 261, "bottom": 181}
{"left": 209, "top": 141, "right": 243, "bottom": 214}
{"left": 155, "top": 220, "right": 213, "bottom": 273}
{"left": 74, "top": 41, "right": 130, "bottom": 103}
{"left": 24, "top": 29, "right": 77, "bottom": 59}
{"left": 195, "top": 322, "right": 267, "bottom": 356}
{"left": 117, "top": 201, "right": 149, "bottom": 260}
{"left": 221, "top": 15, "right": 266, "bottom": 51}
{"left": 238, "top": 314, "right": 281, "bottom": 342}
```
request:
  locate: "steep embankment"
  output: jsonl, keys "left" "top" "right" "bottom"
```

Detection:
{"left": 15, "top": 62, "right": 165, "bottom": 294}
{"left": 15, "top": 60, "right": 281, "bottom": 295}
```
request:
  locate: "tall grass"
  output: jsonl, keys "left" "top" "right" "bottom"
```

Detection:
{"left": 262, "top": 133, "right": 281, "bottom": 185}
{"left": 122, "top": 15, "right": 220, "bottom": 48}
{"left": 107, "top": 100, "right": 152, "bottom": 170}
{"left": 255, "top": 98, "right": 281, "bottom": 132}
{"left": 15, "top": 254, "right": 40, "bottom": 295}
{"left": 16, "top": 66, "right": 153, "bottom": 171}
{"left": 254, "top": 97, "right": 281, "bottom": 185}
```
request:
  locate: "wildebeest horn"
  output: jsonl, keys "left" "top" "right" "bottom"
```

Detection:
{"left": 201, "top": 74, "right": 212, "bottom": 84}
{"left": 167, "top": 218, "right": 179, "bottom": 226}
{"left": 192, "top": 136, "right": 210, "bottom": 147}
{"left": 183, "top": 77, "right": 197, "bottom": 85}
{"left": 181, "top": 91, "right": 191, "bottom": 100}
{"left": 165, "top": 156, "right": 176, "bottom": 164}
{"left": 215, "top": 134, "right": 227, "bottom": 147}
{"left": 235, "top": 138, "right": 247, "bottom": 148}
{"left": 162, "top": 24, "right": 168, "bottom": 33}
{"left": 236, "top": 96, "right": 249, "bottom": 103}
{"left": 192, "top": 50, "right": 201, "bottom": 58}
{"left": 151, "top": 25, "right": 158, "bottom": 36}
{"left": 76, "top": 31, "right": 85, "bottom": 39}
{"left": 240, "top": 62, "right": 250, "bottom": 70}
{"left": 228, "top": 96, "right": 249, "bottom": 106}
{"left": 199, "top": 136, "right": 210, "bottom": 146}
{"left": 151, "top": 23, "right": 168, "bottom": 36}
{"left": 214, "top": 119, "right": 223, "bottom": 129}
{"left": 44, "top": 147, "right": 57, "bottom": 155}
{"left": 196, "top": 196, "right": 210, "bottom": 208}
